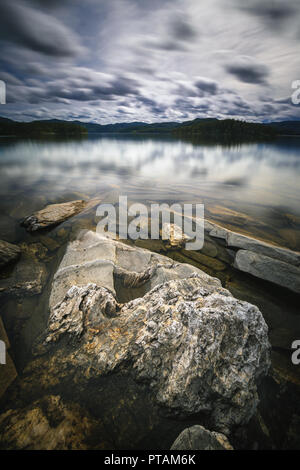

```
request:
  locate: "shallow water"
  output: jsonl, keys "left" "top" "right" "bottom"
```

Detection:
{"left": 0, "top": 134, "right": 300, "bottom": 449}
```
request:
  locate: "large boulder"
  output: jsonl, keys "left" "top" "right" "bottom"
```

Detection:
{"left": 171, "top": 425, "right": 233, "bottom": 450}
{"left": 36, "top": 231, "right": 270, "bottom": 434}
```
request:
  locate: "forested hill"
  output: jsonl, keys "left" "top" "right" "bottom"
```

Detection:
{"left": 0, "top": 116, "right": 300, "bottom": 138}
{"left": 265, "top": 121, "right": 300, "bottom": 135}
{"left": 171, "top": 118, "right": 278, "bottom": 139}
{"left": 0, "top": 117, "right": 87, "bottom": 136}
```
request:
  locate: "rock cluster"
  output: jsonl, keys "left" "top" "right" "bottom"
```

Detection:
{"left": 39, "top": 231, "right": 270, "bottom": 434}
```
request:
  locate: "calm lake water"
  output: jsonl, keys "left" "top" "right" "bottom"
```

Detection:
{"left": 1, "top": 134, "right": 300, "bottom": 250}
{"left": 0, "top": 134, "right": 300, "bottom": 449}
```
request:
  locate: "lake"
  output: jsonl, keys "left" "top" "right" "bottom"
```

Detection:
{"left": 1, "top": 134, "right": 300, "bottom": 250}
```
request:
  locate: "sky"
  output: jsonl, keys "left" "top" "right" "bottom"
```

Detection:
{"left": 0, "top": 0, "right": 300, "bottom": 124}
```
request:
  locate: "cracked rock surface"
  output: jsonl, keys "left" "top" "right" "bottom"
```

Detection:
{"left": 42, "top": 231, "right": 270, "bottom": 433}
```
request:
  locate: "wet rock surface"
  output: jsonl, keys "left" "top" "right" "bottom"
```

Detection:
{"left": 207, "top": 220, "right": 300, "bottom": 293}
{"left": 234, "top": 250, "right": 300, "bottom": 294}
{"left": 21, "top": 200, "right": 87, "bottom": 232}
{"left": 171, "top": 425, "right": 233, "bottom": 450}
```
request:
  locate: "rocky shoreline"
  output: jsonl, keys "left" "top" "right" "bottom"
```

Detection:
{"left": 0, "top": 199, "right": 299, "bottom": 449}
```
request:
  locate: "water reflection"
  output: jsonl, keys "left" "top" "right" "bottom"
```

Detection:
{"left": 0, "top": 134, "right": 300, "bottom": 248}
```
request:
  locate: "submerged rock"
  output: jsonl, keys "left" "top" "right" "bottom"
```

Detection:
{"left": 161, "top": 223, "right": 190, "bottom": 249}
{"left": 207, "top": 221, "right": 300, "bottom": 292}
{"left": 32, "top": 231, "right": 270, "bottom": 434}
{"left": 234, "top": 250, "right": 300, "bottom": 294}
{"left": 226, "top": 231, "right": 300, "bottom": 267}
{"left": 0, "top": 240, "right": 21, "bottom": 269}
{"left": 171, "top": 425, "right": 233, "bottom": 450}
{"left": 21, "top": 200, "right": 87, "bottom": 232}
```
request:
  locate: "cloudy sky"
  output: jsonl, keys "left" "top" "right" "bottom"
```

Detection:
{"left": 0, "top": 0, "right": 300, "bottom": 123}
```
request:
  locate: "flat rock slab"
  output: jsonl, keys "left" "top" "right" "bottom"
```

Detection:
{"left": 209, "top": 222, "right": 300, "bottom": 266}
{"left": 0, "top": 240, "right": 21, "bottom": 269}
{"left": 171, "top": 425, "right": 233, "bottom": 450}
{"left": 207, "top": 220, "right": 300, "bottom": 292}
{"left": 227, "top": 231, "right": 300, "bottom": 267}
{"left": 21, "top": 200, "right": 87, "bottom": 232}
{"left": 234, "top": 250, "right": 300, "bottom": 294}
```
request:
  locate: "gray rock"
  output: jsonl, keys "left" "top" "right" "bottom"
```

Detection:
{"left": 227, "top": 232, "right": 300, "bottom": 267}
{"left": 234, "top": 250, "right": 300, "bottom": 294}
{"left": 209, "top": 224, "right": 228, "bottom": 240}
{"left": 208, "top": 221, "right": 300, "bottom": 267}
{"left": 21, "top": 200, "right": 87, "bottom": 232}
{"left": 41, "top": 231, "right": 270, "bottom": 434}
{"left": 0, "top": 240, "right": 21, "bottom": 269}
{"left": 170, "top": 425, "right": 233, "bottom": 450}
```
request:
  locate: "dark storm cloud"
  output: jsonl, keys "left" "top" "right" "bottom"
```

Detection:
{"left": 137, "top": 96, "right": 168, "bottom": 115}
{"left": 170, "top": 17, "right": 197, "bottom": 41}
{"left": 237, "top": 0, "right": 299, "bottom": 28}
{"left": 225, "top": 62, "right": 269, "bottom": 85}
{"left": 0, "top": 0, "right": 83, "bottom": 57}
{"left": 0, "top": 0, "right": 300, "bottom": 123}
{"left": 194, "top": 78, "right": 219, "bottom": 95}
{"left": 8, "top": 73, "right": 141, "bottom": 104}
{"left": 143, "top": 40, "right": 187, "bottom": 52}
